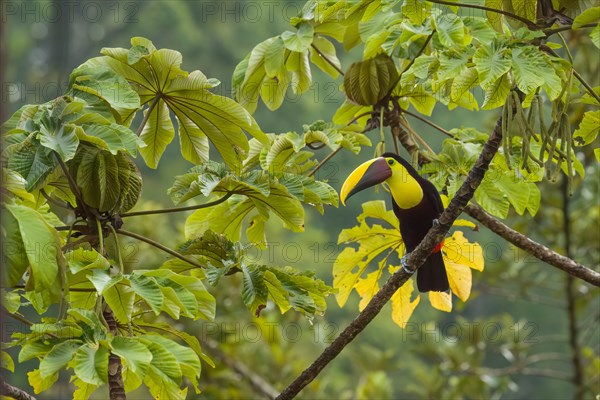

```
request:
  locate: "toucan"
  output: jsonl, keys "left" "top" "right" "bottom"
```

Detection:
{"left": 340, "top": 152, "right": 449, "bottom": 292}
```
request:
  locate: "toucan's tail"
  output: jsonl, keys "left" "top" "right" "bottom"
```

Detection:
{"left": 416, "top": 251, "right": 449, "bottom": 292}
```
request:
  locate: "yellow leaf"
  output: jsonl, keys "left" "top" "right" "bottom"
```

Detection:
{"left": 442, "top": 231, "right": 484, "bottom": 271}
{"left": 334, "top": 207, "right": 402, "bottom": 307}
{"left": 355, "top": 270, "right": 382, "bottom": 311}
{"left": 445, "top": 260, "right": 472, "bottom": 302}
{"left": 390, "top": 279, "right": 420, "bottom": 328}
{"left": 28, "top": 369, "right": 58, "bottom": 394}
{"left": 429, "top": 291, "right": 452, "bottom": 312}
{"left": 453, "top": 218, "right": 477, "bottom": 229}
{"left": 357, "top": 200, "right": 399, "bottom": 229}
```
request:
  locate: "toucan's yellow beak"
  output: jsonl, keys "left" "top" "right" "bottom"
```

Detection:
{"left": 340, "top": 157, "right": 392, "bottom": 205}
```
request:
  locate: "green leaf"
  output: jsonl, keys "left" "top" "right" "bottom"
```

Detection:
{"left": 77, "top": 123, "right": 143, "bottom": 157}
{"left": 38, "top": 123, "right": 79, "bottom": 162}
{"left": 1, "top": 209, "right": 29, "bottom": 287}
{"left": 310, "top": 36, "right": 342, "bottom": 78}
{"left": 574, "top": 110, "right": 600, "bottom": 146}
{"left": 473, "top": 40, "right": 512, "bottom": 89}
{"left": 281, "top": 21, "right": 315, "bottom": 52}
{"left": 140, "top": 339, "right": 184, "bottom": 400}
{"left": 242, "top": 264, "right": 268, "bottom": 315}
{"left": 482, "top": 72, "right": 511, "bottom": 110}
{"left": 103, "top": 282, "right": 135, "bottom": 323}
{"left": 435, "top": 14, "right": 465, "bottom": 48}
{"left": 590, "top": 24, "right": 600, "bottom": 49}
{"left": 6, "top": 135, "right": 57, "bottom": 191}
{"left": 129, "top": 273, "right": 164, "bottom": 315}
{"left": 146, "top": 335, "right": 201, "bottom": 389}
{"left": 512, "top": 46, "right": 561, "bottom": 96}
{"left": 72, "top": 343, "right": 109, "bottom": 385}
{"left": 69, "top": 65, "right": 141, "bottom": 112}
{"left": 110, "top": 336, "right": 153, "bottom": 377}
{"left": 475, "top": 178, "right": 510, "bottom": 218}
{"left": 286, "top": 50, "right": 312, "bottom": 94}
{"left": 128, "top": 45, "right": 150, "bottom": 64}
{"left": 451, "top": 67, "right": 479, "bottom": 102}
{"left": 264, "top": 37, "right": 286, "bottom": 77}
{"left": 138, "top": 100, "right": 174, "bottom": 169}
{"left": 39, "top": 340, "right": 82, "bottom": 379}
{"left": 1, "top": 351, "right": 15, "bottom": 372}
{"left": 5, "top": 204, "right": 64, "bottom": 294}
{"left": 573, "top": 6, "right": 600, "bottom": 27}
{"left": 510, "top": 0, "right": 537, "bottom": 21}
{"left": 402, "top": 0, "right": 430, "bottom": 25}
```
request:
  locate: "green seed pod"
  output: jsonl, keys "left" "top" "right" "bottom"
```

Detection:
{"left": 343, "top": 54, "right": 399, "bottom": 106}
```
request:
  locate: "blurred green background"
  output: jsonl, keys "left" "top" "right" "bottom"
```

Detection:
{"left": 2, "top": 1, "right": 598, "bottom": 399}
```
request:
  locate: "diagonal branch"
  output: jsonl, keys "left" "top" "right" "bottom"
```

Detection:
{"left": 276, "top": 109, "right": 506, "bottom": 400}
{"left": 115, "top": 229, "right": 206, "bottom": 270}
{"left": 464, "top": 204, "right": 600, "bottom": 286}
{"left": 310, "top": 44, "right": 344, "bottom": 76}
{"left": 120, "top": 193, "right": 233, "bottom": 218}
{"left": 204, "top": 339, "right": 279, "bottom": 400}
{"left": 0, "top": 377, "right": 36, "bottom": 400}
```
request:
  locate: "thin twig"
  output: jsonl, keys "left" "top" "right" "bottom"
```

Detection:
{"left": 307, "top": 147, "right": 341, "bottom": 178}
{"left": 136, "top": 96, "right": 161, "bottom": 137}
{"left": 425, "top": 0, "right": 536, "bottom": 29}
{"left": 544, "top": 22, "right": 598, "bottom": 36}
{"left": 277, "top": 107, "right": 507, "bottom": 399}
{"left": 40, "top": 189, "right": 71, "bottom": 210}
{"left": 120, "top": 193, "right": 233, "bottom": 217}
{"left": 310, "top": 43, "right": 344, "bottom": 76}
{"left": 204, "top": 339, "right": 279, "bottom": 400}
{"left": 115, "top": 229, "right": 206, "bottom": 270}
{"left": 401, "top": 108, "right": 453, "bottom": 137}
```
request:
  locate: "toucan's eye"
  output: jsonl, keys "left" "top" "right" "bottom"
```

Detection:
{"left": 387, "top": 159, "right": 394, "bottom": 165}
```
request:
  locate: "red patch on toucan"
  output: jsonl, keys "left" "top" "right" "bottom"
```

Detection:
{"left": 434, "top": 240, "right": 444, "bottom": 253}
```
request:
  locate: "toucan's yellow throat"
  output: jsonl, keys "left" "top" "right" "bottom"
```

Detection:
{"left": 340, "top": 155, "right": 424, "bottom": 209}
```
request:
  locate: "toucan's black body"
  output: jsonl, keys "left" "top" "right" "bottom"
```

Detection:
{"left": 341, "top": 152, "right": 449, "bottom": 292}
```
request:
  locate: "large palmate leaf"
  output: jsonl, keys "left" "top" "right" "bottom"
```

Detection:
{"left": 81, "top": 37, "right": 267, "bottom": 169}
{"left": 170, "top": 160, "right": 337, "bottom": 242}
{"left": 334, "top": 199, "right": 484, "bottom": 328}
{"left": 4, "top": 203, "right": 65, "bottom": 297}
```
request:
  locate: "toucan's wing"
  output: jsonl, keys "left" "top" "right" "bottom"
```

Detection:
{"left": 421, "top": 178, "right": 444, "bottom": 217}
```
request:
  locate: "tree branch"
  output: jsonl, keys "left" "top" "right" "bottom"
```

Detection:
{"left": 310, "top": 44, "right": 344, "bottom": 76}
{"left": 136, "top": 96, "right": 160, "bottom": 137}
{"left": 115, "top": 229, "right": 206, "bottom": 270}
{"left": 425, "top": 0, "right": 537, "bottom": 29}
{"left": 307, "top": 147, "right": 341, "bottom": 178}
{"left": 0, "top": 377, "right": 36, "bottom": 400}
{"left": 544, "top": 22, "right": 598, "bottom": 36}
{"left": 204, "top": 339, "right": 279, "bottom": 400}
{"left": 401, "top": 108, "right": 453, "bottom": 137}
{"left": 276, "top": 109, "right": 507, "bottom": 399}
{"left": 119, "top": 193, "right": 233, "bottom": 218}
{"left": 464, "top": 204, "right": 600, "bottom": 286}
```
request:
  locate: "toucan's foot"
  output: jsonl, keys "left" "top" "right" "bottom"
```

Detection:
{"left": 401, "top": 254, "right": 414, "bottom": 274}
{"left": 432, "top": 218, "right": 440, "bottom": 227}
